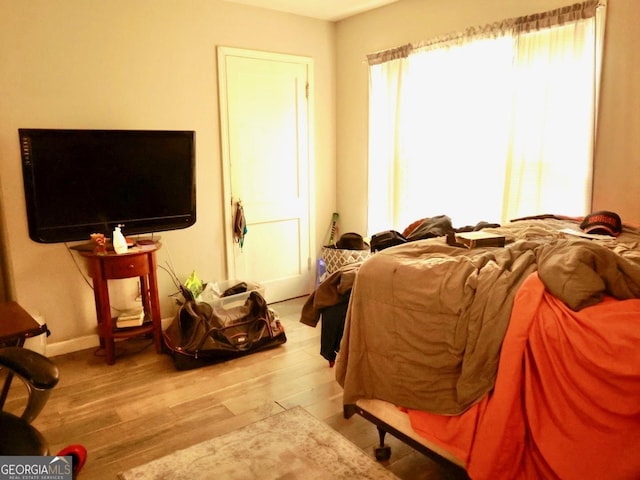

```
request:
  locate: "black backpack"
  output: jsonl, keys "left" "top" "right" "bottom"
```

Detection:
{"left": 370, "top": 230, "right": 407, "bottom": 252}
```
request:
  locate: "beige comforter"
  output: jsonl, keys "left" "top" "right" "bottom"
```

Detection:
{"left": 335, "top": 219, "right": 640, "bottom": 415}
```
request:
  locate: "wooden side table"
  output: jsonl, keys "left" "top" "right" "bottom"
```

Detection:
{"left": 0, "top": 301, "right": 49, "bottom": 407}
{"left": 0, "top": 301, "right": 48, "bottom": 348}
{"left": 80, "top": 244, "right": 163, "bottom": 365}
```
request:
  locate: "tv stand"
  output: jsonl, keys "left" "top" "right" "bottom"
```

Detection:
{"left": 79, "top": 244, "right": 163, "bottom": 365}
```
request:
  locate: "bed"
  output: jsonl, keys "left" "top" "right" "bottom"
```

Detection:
{"left": 335, "top": 216, "right": 640, "bottom": 480}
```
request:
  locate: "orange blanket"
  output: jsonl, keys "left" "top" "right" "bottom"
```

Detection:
{"left": 407, "top": 273, "right": 640, "bottom": 480}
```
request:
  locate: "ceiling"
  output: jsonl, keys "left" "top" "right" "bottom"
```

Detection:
{"left": 223, "top": 0, "right": 399, "bottom": 21}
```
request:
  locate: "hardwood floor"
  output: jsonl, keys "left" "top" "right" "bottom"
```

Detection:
{"left": 4, "top": 296, "right": 468, "bottom": 479}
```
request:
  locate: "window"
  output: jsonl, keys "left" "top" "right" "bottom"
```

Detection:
{"left": 367, "top": 0, "right": 606, "bottom": 233}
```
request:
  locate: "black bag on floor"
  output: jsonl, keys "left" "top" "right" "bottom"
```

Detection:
{"left": 163, "top": 289, "right": 287, "bottom": 370}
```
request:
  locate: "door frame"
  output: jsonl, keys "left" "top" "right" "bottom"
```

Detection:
{"left": 217, "top": 46, "right": 315, "bottom": 292}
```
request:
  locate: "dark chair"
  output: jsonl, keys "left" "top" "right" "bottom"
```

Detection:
{"left": 0, "top": 346, "right": 86, "bottom": 476}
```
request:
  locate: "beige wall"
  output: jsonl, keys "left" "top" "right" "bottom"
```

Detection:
{"left": 0, "top": 0, "right": 336, "bottom": 354}
{"left": 335, "top": 0, "right": 640, "bottom": 235}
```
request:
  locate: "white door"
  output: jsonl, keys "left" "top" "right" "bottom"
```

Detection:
{"left": 218, "top": 47, "right": 314, "bottom": 303}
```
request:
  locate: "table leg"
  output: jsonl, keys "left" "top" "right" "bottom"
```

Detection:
{"left": 92, "top": 268, "right": 115, "bottom": 365}
{"left": 147, "top": 252, "right": 163, "bottom": 354}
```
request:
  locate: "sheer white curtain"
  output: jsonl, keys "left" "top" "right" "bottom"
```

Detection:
{"left": 368, "top": 54, "right": 406, "bottom": 233}
{"left": 367, "top": 1, "right": 606, "bottom": 234}
{"left": 503, "top": 11, "right": 604, "bottom": 220}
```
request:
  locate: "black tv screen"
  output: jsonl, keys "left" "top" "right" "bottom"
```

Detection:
{"left": 19, "top": 128, "right": 196, "bottom": 243}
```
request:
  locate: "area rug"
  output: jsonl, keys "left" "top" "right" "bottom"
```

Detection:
{"left": 118, "top": 406, "right": 400, "bottom": 479}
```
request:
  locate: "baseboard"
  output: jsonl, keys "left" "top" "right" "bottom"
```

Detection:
{"left": 45, "top": 335, "right": 98, "bottom": 357}
{"left": 44, "top": 316, "right": 174, "bottom": 358}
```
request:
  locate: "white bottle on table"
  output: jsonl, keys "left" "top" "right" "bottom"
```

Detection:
{"left": 112, "top": 226, "right": 128, "bottom": 254}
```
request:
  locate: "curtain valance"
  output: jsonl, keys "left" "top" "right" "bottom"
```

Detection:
{"left": 367, "top": 0, "right": 606, "bottom": 66}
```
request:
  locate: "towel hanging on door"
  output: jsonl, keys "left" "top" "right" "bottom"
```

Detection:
{"left": 233, "top": 200, "right": 248, "bottom": 248}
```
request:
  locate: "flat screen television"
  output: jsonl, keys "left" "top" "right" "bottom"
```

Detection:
{"left": 19, "top": 128, "right": 196, "bottom": 243}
